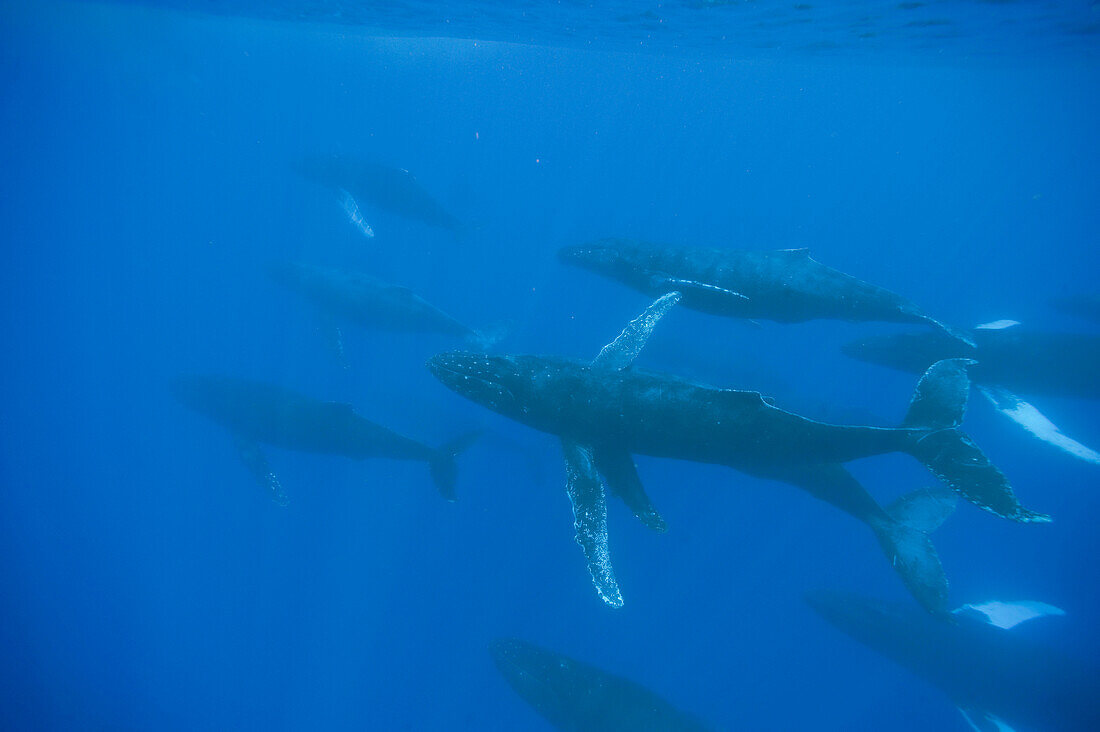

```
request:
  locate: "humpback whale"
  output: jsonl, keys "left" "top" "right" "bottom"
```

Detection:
{"left": 807, "top": 590, "right": 1100, "bottom": 732}
{"left": 490, "top": 638, "right": 712, "bottom": 732}
{"left": 559, "top": 239, "right": 972, "bottom": 344}
{"left": 266, "top": 261, "right": 498, "bottom": 355}
{"left": 843, "top": 325, "right": 1100, "bottom": 464}
{"left": 1052, "top": 294, "right": 1100, "bottom": 325}
{"left": 296, "top": 155, "right": 462, "bottom": 233}
{"left": 172, "top": 375, "right": 475, "bottom": 502}
{"left": 428, "top": 294, "right": 1044, "bottom": 612}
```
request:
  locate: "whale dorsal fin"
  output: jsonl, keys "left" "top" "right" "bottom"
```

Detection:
{"left": 592, "top": 292, "right": 681, "bottom": 370}
{"left": 591, "top": 446, "right": 666, "bottom": 532}
{"left": 562, "top": 440, "right": 622, "bottom": 608}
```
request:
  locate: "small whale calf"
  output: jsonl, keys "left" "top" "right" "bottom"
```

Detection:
{"left": 807, "top": 590, "right": 1100, "bottom": 732}
{"left": 266, "top": 261, "right": 500, "bottom": 354}
{"left": 296, "top": 155, "right": 462, "bottom": 233}
{"left": 429, "top": 295, "right": 1044, "bottom": 612}
{"left": 490, "top": 638, "right": 712, "bottom": 732}
{"left": 559, "top": 238, "right": 972, "bottom": 344}
{"left": 172, "top": 375, "right": 476, "bottom": 502}
{"left": 1052, "top": 293, "right": 1100, "bottom": 325}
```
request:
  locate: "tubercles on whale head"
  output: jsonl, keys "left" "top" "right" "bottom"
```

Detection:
{"left": 427, "top": 352, "right": 524, "bottom": 415}
{"left": 558, "top": 239, "right": 637, "bottom": 278}
{"left": 427, "top": 352, "right": 580, "bottom": 432}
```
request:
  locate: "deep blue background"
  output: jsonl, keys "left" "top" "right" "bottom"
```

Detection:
{"left": 1, "top": 2, "right": 1098, "bottom": 729}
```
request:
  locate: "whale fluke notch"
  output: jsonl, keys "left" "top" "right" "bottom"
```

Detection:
{"left": 562, "top": 440, "right": 622, "bottom": 608}
{"left": 901, "top": 359, "right": 1048, "bottom": 523}
{"left": 593, "top": 291, "right": 681, "bottom": 370}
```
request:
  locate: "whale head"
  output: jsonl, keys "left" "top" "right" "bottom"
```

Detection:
{"left": 558, "top": 239, "right": 643, "bottom": 280}
{"left": 427, "top": 352, "right": 529, "bottom": 416}
{"left": 841, "top": 331, "right": 970, "bottom": 374}
{"left": 489, "top": 638, "right": 580, "bottom": 721}
{"left": 427, "top": 352, "right": 590, "bottom": 434}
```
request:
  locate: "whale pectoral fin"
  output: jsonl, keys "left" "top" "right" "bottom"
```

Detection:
{"left": 980, "top": 386, "right": 1100, "bottom": 465}
{"left": 316, "top": 314, "right": 350, "bottom": 370}
{"left": 562, "top": 440, "right": 622, "bottom": 608}
{"left": 649, "top": 274, "right": 749, "bottom": 303}
{"left": 591, "top": 447, "right": 666, "bottom": 532}
{"left": 975, "top": 319, "right": 1021, "bottom": 330}
{"left": 952, "top": 599, "right": 1065, "bottom": 630}
{"left": 233, "top": 436, "right": 288, "bottom": 506}
{"left": 957, "top": 706, "right": 1017, "bottom": 732}
{"left": 337, "top": 187, "right": 374, "bottom": 239}
{"left": 592, "top": 292, "right": 681, "bottom": 370}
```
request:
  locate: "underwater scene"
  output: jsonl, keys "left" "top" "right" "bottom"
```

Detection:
{"left": 1, "top": 1, "right": 1098, "bottom": 730}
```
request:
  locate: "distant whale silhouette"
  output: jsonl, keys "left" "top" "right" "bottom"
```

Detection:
{"left": 296, "top": 155, "right": 462, "bottom": 233}
{"left": 172, "top": 375, "right": 476, "bottom": 502}
{"left": 807, "top": 590, "right": 1100, "bottom": 732}
{"left": 490, "top": 638, "right": 713, "bottom": 732}
{"left": 843, "top": 324, "right": 1100, "bottom": 465}
{"left": 1051, "top": 293, "right": 1100, "bottom": 326}
{"left": 266, "top": 262, "right": 498, "bottom": 357}
{"left": 559, "top": 239, "right": 971, "bottom": 344}
{"left": 429, "top": 294, "right": 1044, "bottom": 612}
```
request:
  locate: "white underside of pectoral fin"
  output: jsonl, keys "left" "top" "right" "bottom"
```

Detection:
{"left": 953, "top": 599, "right": 1065, "bottom": 630}
{"left": 975, "top": 319, "right": 1020, "bottom": 330}
{"left": 592, "top": 292, "right": 681, "bottom": 370}
{"left": 958, "top": 706, "right": 1017, "bottom": 732}
{"left": 562, "top": 439, "right": 622, "bottom": 608}
{"left": 980, "top": 387, "right": 1100, "bottom": 465}
{"left": 338, "top": 187, "right": 375, "bottom": 239}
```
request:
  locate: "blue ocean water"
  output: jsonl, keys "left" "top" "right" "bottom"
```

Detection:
{"left": 1, "top": 1, "right": 1098, "bottom": 729}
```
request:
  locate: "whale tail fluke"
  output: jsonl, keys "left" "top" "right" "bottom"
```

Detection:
{"left": 429, "top": 431, "right": 482, "bottom": 501}
{"left": 873, "top": 487, "right": 957, "bottom": 614}
{"left": 902, "top": 357, "right": 974, "bottom": 431}
{"left": 903, "top": 359, "right": 1050, "bottom": 523}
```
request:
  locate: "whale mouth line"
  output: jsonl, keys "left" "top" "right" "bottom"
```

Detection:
{"left": 428, "top": 353, "right": 517, "bottom": 406}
